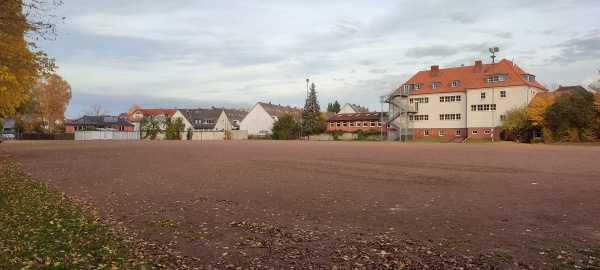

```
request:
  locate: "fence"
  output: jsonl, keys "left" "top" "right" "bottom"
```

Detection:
{"left": 75, "top": 131, "right": 140, "bottom": 140}
{"left": 17, "top": 133, "right": 74, "bottom": 140}
{"left": 188, "top": 130, "right": 248, "bottom": 140}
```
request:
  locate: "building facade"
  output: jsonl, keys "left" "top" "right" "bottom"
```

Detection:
{"left": 326, "top": 112, "right": 388, "bottom": 133}
{"left": 239, "top": 102, "right": 302, "bottom": 136}
{"left": 388, "top": 59, "right": 547, "bottom": 140}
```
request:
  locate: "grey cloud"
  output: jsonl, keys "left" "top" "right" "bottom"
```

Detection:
{"left": 359, "top": 59, "right": 377, "bottom": 66}
{"left": 550, "top": 32, "right": 600, "bottom": 64}
{"left": 405, "top": 43, "right": 493, "bottom": 58}
{"left": 406, "top": 45, "right": 460, "bottom": 58}
{"left": 446, "top": 11, "right": 477, "bottom": 23}
{"left": 333, "top": 20, "right": 362, "bottom": 35}
{"left": 369, "top": 68, "right": 388, "bottom": 74}
{"left": 498, "top": 32, "right": 513, "bottom": 39}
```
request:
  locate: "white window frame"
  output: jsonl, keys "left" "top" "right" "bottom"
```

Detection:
{"left": 414, "top": 84, "right": 422, "bottom": 90}
{"left": 330, "top": 123, "right": 334, "bottom": 128}
{"left": 481, "top": 92, "right": 486, "bottom": 99}
{"left": 439, "top": 130, "right": 444, "bottom": 136}
{"left": 484, "top": 130, "right": 491, "bottom": 134}
{"left": 424, "top": 130, "right": 429, "bottom": 136}
{"left": 451, "top": 81, "right": 459, "bottom": 88}
{"left": 431, "top": 82, "right": 440, "bottom": 89}
{"left": 455, "top": 130, "right": 461, "bottom": 136}
{"left": 472, "top": 130, "right": 478, "bottom": 134}
{"left": 500, "top": 91, "right": 506, "bottom": 98}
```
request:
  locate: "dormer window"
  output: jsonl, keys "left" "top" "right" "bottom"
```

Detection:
{"left": 414, "top": 84, "right": 422, "bottom": 90}
{"left": 451, "top": 81, "right": 459, "bottom": 88}
{"left": 486, "top": 75, "right": 507, "bottom": 83}
{"left": 402, "top": 84, "right": 413, "bottom": 95}
{"left": 521, "top": 74, "right": 536, "bottom": 83}
{"left": 431, "top": 82, "right": 440, "bottom": 89}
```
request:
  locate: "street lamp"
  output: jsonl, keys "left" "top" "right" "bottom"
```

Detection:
{"left": 306, "top": 78, "right": 309, "bottom": 98}
{"left": 489, "top": 47, "right": 499, "bottom": 142}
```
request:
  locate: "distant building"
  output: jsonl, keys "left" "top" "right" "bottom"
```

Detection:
{"left": 65, "top": 116, "right": 134, "bottom": 133}
{"left": 554, "top": 85, "right": 587, "bottom": 93}
{"left": 338, "top": 103, "right": 369, "bottom": 114}
{"left": 128, "top": 108, "right": 178, "bottom": 131}
{"left": 172, "top": 107, "right": 249, "bottom": 131}
{"left": 239, "top": 102, "right": 302, "bottom": 136}
{"left": 326, "top": 112, "right": 389, "bottom": 133}
{"left": 2, "top": 118, "right": 15, "bottom": 133}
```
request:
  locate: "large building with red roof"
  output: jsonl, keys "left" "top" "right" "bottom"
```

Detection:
{"left": 388, "top": 59, "right": 547, "bottom": 140}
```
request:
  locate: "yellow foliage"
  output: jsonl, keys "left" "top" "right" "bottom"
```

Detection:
{"left": 0, "top": 0, "right": 56, "bottom": 118}
{"left": 525, "top": 94, "right": 555, "bottom": 127}
{"left": 32, "top": 74, "right": 72, "bottom": 132}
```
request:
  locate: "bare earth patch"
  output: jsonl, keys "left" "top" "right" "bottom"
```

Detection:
{"left": 1, "top": 140, "right": 599, "bottom": 269}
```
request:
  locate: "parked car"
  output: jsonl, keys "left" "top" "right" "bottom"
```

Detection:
{"left": 1, "top": 133, "right": 15, "bottom": 140}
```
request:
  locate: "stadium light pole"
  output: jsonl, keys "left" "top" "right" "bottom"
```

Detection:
{"left": 489, "top": 47, "right": 499, "bottom": 142}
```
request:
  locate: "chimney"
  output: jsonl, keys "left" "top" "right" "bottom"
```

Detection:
{"left": 430, "top": 65, "right": 439, "bottom": 78}
{"left": 474, "top": 60, "right": 482, "bottom": 73}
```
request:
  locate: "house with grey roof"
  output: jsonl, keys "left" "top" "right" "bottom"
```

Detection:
{"left": 239, "top": 102, "right": 303, "bottom": 136}
{"left": 173, "top": 107, "right": 249, "bottom": 131}
{"left": 65, "top": 116, "right": 135, "bottom": 133}
{"left": 338, "top": 103, "right": 370, "bottom": 114}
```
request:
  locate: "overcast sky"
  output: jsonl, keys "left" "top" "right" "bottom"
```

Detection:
{"left": 37, "top": 0, "right": 600, "bottom": 117}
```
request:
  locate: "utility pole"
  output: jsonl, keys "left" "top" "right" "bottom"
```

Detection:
{"left": 489, "top": 47, "right": 499, "bottom": 142}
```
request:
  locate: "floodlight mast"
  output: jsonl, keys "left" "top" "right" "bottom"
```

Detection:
{"left": 489, "top": 47, "right": 499, "bottom": 142}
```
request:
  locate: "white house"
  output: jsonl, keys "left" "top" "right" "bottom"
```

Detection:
{"left": 387, "top": 59, "right": 547, "bottom": 140}
{"left": 338, "top": 103, "right": 369, "bottom": 114}
{"left": 173, "top": 107, "right": 249, "bottom": 132}
{"left": 239, "top": 102, "right": 302, "bottom": 136}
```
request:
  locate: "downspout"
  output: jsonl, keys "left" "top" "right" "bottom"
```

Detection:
{"left": 464, "top": 91, "right": 468, "bottom": 141}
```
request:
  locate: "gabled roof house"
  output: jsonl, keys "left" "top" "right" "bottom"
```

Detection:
{"left": 239, "top": 102, "right": 303, "bottom": 136}
{"left": 338, "top": 103, "right": 369, "bottom": 114}
{"left": 388, "top": 59, "right": 547, "bottom": 140}
{"left": 173, "top": 108, "right": 249, "bottom": 131}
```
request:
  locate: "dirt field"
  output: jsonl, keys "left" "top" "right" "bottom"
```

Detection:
{"left": 2, "top": 140, "right": 599, "bottom": 269}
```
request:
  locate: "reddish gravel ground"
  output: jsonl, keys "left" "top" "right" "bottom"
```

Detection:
{"left": 1, "top": 140, "right": 600, "bottom": 269}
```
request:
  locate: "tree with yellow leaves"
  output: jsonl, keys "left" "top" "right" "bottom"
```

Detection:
{"left": 31, "top": 74, "right": 72, "bottom": 132}
{"left": 525, "top": 93, "right": 555, "bottom": 142}
{"left": 0, "top": 0, "right": 60, "bottom": 119}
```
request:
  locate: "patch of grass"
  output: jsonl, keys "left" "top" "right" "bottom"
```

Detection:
{"left": 463, "top": 138, "right": 495, "bottom": 144}
{"left": 411, "top": 137, "right": 446, "bottom": 143}
{"left": 0, "top": 155, "right": 156, "bottom": 269}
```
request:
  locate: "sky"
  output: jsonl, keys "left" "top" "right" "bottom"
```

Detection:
{"left": 36, "top": 0, "right": 600, "bottom": 118}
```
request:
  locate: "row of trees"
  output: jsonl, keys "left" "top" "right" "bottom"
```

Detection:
{"left": 501, "top": 83, "right": 600, "bottom": 143}
{"left": 1, "top": 0, "right": 70, "bottom": 133}
{"left": 141, "top": 117, "right": 185, "bottom": 140}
